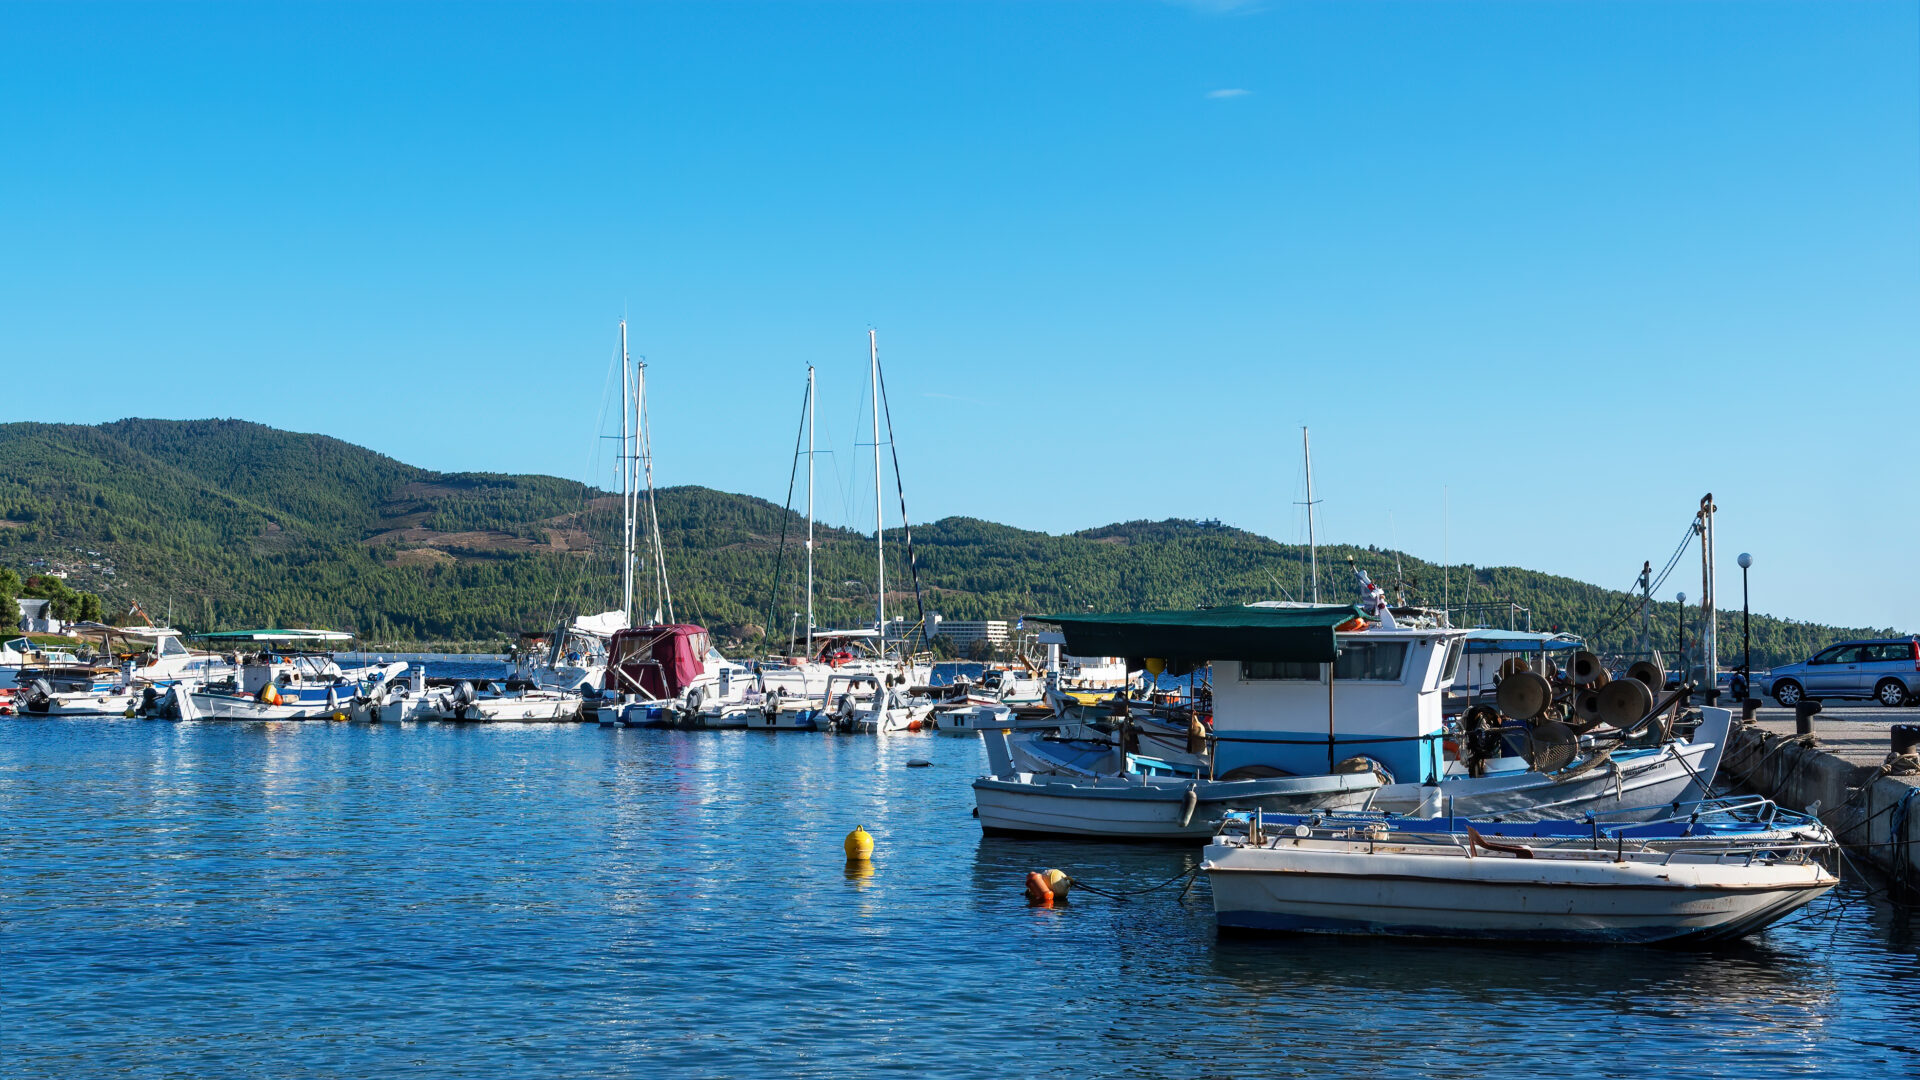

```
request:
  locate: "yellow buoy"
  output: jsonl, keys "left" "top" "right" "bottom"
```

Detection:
{"left": 844, "top": 826, "right": 874, "bottom": 862}
{"left": 331, "top": 712, "right": 348, "bottom": 722}
{"left": 1043, "top": 868, "right": 1072, "bottom": 901}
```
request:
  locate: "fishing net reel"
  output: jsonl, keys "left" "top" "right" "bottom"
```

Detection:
{"left": 1459, "top": 705, "right": 1508, "bottom": 779}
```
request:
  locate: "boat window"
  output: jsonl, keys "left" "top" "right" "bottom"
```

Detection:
{"left": 1332, "top": 641, "right": 1408, "bottom": 682}
{"left": 1440, "top": 639, "right": 1463, "bottom": 683}
{"left": 1240, "top": 660, "right": 1320, "bottom": 681}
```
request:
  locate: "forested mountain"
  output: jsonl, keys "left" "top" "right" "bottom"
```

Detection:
{"left": 0, "top": 419, "right": 1898, "bottom": 664}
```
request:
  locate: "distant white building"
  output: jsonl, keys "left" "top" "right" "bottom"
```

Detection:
{"left": 935, "top": 619, "right": 1010, "bottom": 650}
{"left": 16, "top": 598, "right": 61, "bottom": 635}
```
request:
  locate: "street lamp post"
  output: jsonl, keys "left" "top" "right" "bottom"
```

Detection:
{"left": 1738, "top": 553, "right": 1753, "bottom": 696}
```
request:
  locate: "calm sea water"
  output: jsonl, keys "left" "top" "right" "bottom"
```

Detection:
{"left": 2, "top": 716, "right": 1916, "bottom": 1079}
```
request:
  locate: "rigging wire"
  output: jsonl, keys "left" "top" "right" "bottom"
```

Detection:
{"left": 759, "top": 374, "right": 812, "bottom": 655}
{"left": 872, "top": 346, "right": 928, "bottom": 646}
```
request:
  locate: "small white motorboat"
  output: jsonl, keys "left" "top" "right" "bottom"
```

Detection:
{"left": 421, "top": 681, "right": 583, "bottom": 722}
{"left": 743, "top": 702, "right": 823, "bottom": 731}
{"left": 1204, "top": 813, "right": 1837, "bottom": 943}
{"left": 16, "top": 680, "right": 142, "bottom": 717}
{"left": 933, "top": 702, "right": 1011, "bottom": 738}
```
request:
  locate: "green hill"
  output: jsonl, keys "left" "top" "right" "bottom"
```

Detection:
{"left": 0, "top": 418, "right": 1897, "bottom": 664}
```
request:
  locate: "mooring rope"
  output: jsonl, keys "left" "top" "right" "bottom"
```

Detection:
{"left": 1065, "top": 866, "right": 1203, "bottom": 901}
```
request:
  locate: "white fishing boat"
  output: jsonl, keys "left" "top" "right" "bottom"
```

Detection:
{"left": 181, "top": 630, "right": 380, "bottom": 720}
{"left": 1204, "top": 811, "right": 1837, "bottom": 943}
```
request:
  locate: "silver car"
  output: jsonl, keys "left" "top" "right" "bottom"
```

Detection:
{"left": 1764, "top": 638, "right": 1920, "bottom": 707}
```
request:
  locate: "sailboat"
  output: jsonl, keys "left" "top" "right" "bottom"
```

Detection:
{"left": 747, "top": 334, "right": 934, "bottom": 733}
{"left": 595, "top": 320, "right": 756, "bottom": 728}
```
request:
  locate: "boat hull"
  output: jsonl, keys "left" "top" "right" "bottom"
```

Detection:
{"left": 973, "top": 773, "right": 1380, "bottom": 841}
{"left": 427, "top": 696, "right": 583, "bottom": 722}
{"left": 19, "top": 690, "right": 141, "bottom": 716}
{"left": 1205, "top": 840, "right": 1834, "bottom": 943}
{"left": 188, "top": 693, "right": 342, "bottom": 720}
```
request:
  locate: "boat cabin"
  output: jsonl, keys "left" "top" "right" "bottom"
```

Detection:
{"left": 606, "top": 624, "right": 710, "bottom": 700}
{"left": 1037, "top": 605, "right": 1468, "bottom": 785}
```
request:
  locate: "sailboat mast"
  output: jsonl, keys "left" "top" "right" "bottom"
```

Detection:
{"left": 870, "top": 330, "right": 885, "bottom": 640}
{"left": 638, "top": 357, "right": 672, "bottom": 624}
{"left": 805, "top": 364, "right": 816, "bottom": 657}
{"left": 1303, "top": 426, "right": 1319, "bottom": 604}
{"left": 619, "top": 320, "right": 635, "bottom": 623}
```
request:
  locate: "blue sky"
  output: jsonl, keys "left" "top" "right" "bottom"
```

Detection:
{"left": 1, "top": 2, "right": 1914, "bottom": 632}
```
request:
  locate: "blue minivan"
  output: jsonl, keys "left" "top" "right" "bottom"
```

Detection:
{"left": 1763, "top": 638, "right": 1920, "bottom": 708}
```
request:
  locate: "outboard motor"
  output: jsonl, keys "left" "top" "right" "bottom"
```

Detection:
{"left": 25, "top": 678, "right": 54, "bottom": 715}
{"left": 450, "top": 680, "right": 478, "bottom": 721}
{"left": 139, "top": 685, "right": 159, "bottom": 717}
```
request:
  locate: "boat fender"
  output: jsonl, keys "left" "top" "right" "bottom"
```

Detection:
{"left": 258, "top": 684, "right": 280, "bottom": 706}
{"left": 1042, "top": 868, "right": 1072, "bottom": 901}
{"left": 1025, "top": 872, "right": 1054, "bottom": 906}
{"left": 1334, "top": 756, "right": 1396, "bottom": 785}
{"left": 1179, "top": 785, "right": 1200, "bottom": 828}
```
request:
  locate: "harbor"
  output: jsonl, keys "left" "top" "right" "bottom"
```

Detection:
{"left": 4, "top": 2, "right": 1917, "bottom": 1076}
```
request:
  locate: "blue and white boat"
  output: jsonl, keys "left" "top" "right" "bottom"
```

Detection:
{"left": 975, "top": 587, "right": 1727, "bottom": 840}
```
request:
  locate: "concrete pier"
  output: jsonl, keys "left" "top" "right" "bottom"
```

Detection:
{"left": 1721, "top": 702, "right": 1920, "bottom": 885}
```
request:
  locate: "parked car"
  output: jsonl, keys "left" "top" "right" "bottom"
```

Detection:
{"left": 1762, "top": 638, "right": 1920, "bottom": 708}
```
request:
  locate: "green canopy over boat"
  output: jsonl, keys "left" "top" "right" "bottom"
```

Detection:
{"left": 1033, "top": 604, "right": 1365, "bottom": 664}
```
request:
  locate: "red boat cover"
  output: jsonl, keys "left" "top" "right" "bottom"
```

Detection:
{"left": 606, "top": 624, "right": 710, "bottom": 699}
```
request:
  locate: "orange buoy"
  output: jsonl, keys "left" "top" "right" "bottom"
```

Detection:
{"left": 906, "top": 719, "right": 922, "bottom": 732}
{"left": 1025, "top": 871, "right": 1054, "bottom": 906}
